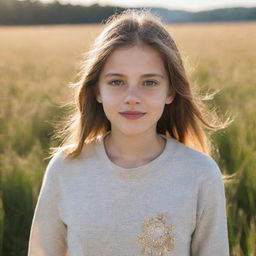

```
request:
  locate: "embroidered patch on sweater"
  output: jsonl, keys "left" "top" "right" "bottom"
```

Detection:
{"left": 137, "top": 212, "right": 175, "bottom": 256}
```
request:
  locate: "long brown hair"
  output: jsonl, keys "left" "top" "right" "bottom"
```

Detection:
{"left": 49, "top": 9, "right": 232, "bottom": 160}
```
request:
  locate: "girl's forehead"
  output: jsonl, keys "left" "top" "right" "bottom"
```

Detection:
{"left": 109, "top": 44, "right": 161, "bottom": 59}
{"left": 101, "top": 44, "right": 166, "bottom": 75}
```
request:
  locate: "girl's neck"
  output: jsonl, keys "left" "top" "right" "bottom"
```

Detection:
{"left": 103, "top": 131, "right": 166, "bottom": 168}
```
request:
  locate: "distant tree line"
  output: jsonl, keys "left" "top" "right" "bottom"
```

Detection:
{"left": 0, "top": 0, "right": 255, "bottom": 25}
{"left": 154, "top": 7, "right": 256, "bottom": 23}
{"left": 0, "top": 0, "right": 125, "bottom": 25}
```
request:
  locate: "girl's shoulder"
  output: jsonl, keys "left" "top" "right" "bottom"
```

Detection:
{"left": 166, "top": 137, "right": 223, "bottom": 181}
{"left": 44, "top": 141, "right": 99, "bottom": 179}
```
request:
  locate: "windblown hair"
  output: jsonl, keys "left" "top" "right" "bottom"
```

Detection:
{"left": 49, "top": 8, "right": 232, "bottom": 160}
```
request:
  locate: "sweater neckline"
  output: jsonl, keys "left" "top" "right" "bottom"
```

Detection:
{"left": 97, "top": 131, "right": 178, "bottom": 179}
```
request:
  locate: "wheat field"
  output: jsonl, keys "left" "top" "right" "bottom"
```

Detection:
{"left": 0, "top": 22, "right": 255, "bottom": 255}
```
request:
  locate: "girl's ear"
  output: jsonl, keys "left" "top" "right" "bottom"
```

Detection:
{"left": 96, "top": 94, "right": 102, "bottom": 103}
{"left": 95, "top": 85, "right": 102, "bottom": 103}
{"left": 96, "top": 93, "right": 102, "bottom": 103}
{"left": 165, "top": 92, "right": 175, "bottom": 105}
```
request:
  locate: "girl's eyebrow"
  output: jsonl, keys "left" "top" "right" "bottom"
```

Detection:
{"left": 104, "top": 72, "right": 165, "bottom": 79}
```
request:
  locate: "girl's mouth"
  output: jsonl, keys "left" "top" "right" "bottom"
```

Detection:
{"left": 119, "top": 112, "right": 146, "bottom": 120}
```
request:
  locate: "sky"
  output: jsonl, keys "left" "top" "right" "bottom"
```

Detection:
{"left": 39, "top": 0, "right": 256, "bottom": 12}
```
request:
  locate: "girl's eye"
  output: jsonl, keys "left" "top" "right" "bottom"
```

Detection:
{"left": 108, "top": 80, "right": 158, "bottom": 87}
{"left": 108, "top": 80, "right": 124, "bottom": 86}
{"left": 144, "top": 80, "right": 158, "bottom": 86}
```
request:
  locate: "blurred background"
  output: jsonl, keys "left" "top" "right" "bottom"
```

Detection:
{"left": 0, "top": 0, "right": 255, "bottom": 255}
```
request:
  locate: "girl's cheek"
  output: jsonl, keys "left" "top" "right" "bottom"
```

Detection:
{"left": 103, "top": 88, "right": 123, "bottom": 97}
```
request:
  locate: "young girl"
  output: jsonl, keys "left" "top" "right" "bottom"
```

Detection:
{"left": 28, "top": 9, "right": 231, "bottom": 256}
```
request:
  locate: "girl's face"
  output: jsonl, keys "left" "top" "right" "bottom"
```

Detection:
{"left": 97, "top": 44, "right": 174, "bottom": 137}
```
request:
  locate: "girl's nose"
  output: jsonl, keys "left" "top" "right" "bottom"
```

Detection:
{"left": 124, "top": 87, "right": 141, "bottom": 105}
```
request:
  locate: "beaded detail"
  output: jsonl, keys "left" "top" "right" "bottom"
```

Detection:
{"left": 137, "top": 212, "right": 175, "bottom": 256}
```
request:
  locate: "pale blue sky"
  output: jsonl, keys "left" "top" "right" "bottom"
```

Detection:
{"left": 39, "top": 0, "right": 256, "bottom": 11}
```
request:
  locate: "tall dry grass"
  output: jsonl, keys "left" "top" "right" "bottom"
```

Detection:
{"left": 0, "top": 22, "right": 255, "bottom": 255}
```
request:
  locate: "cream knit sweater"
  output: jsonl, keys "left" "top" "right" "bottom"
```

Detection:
{"left": 28, "top": 131, "right": 230, "bottom": 256}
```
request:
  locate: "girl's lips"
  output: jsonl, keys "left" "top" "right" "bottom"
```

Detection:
{"left": 119, "top": 112, "right": 146, "bottom": 120}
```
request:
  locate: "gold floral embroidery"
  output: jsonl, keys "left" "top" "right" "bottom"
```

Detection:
{"left": 137, "top": 212, "right": 175, "bottom": 256}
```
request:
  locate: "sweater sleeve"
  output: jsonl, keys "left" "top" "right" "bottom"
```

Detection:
{"left": 190, "top": 171, "right": 230, "bottom": 256}
{"left": 28, "top": 154, "right": 68, "bottom": 256}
